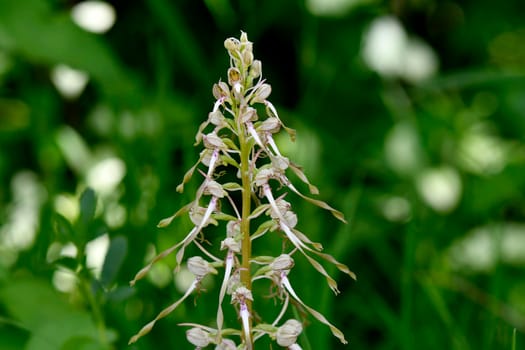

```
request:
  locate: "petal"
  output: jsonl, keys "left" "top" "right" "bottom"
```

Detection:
{"left": 129, "top": 280, "right": 199, "bottom": 344}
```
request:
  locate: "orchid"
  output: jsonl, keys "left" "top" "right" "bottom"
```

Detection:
{"left": 129, "top": 32, "right": 355, "bottom": 349}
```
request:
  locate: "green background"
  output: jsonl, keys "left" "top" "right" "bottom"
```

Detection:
{"left": 1, "top": 0, "right": 525, "bottom": 349}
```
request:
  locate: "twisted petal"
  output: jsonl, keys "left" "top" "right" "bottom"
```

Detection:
{"left": 262, "top": 184, "right": 354, "bottom": 293}
{"left": 175, "top": 197, "right": 218, "bottom": 268}
{"left": 129, "top": 279, "right": 199, "bottom": 344}
{"left": 240, "top": 301, "right": 252, "bottom": 350}
{"left": 131, "top": 198, "right": 218, "bottom": 285}
{"left": 264, "top": 101, "right": 296, "bottom": 141}
{"left": 217, "top": 250, "right": 235, "bottom": 332}
{"left": 285, "top": 181, "right": 346, "bottom": 223}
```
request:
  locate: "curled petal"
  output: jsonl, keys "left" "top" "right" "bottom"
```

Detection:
{"left": 280, "top": 274, "right": 348, "bottom": 344}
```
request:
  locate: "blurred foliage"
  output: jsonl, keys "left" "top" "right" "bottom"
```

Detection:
{"left": 1, "top": 0, "right": 525, "bottom": 349}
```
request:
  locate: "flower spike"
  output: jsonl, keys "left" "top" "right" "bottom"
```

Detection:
{"left": 129, "top": 32, "right": 354, "bottom": 349}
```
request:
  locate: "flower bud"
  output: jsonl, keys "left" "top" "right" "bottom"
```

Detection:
{"left": 226, "top": 220, "right": 241, "bottom": 237}
{"left": 240, "top": 106, "right": 257, "bottom": 123}
{"left": 209, "top": 110, "right": 226, "bottom": 127}
{"left": 205, "top": 180, "right": 226, "bottom": 198}
{"left": 259, "top": 117, "right": 281, "bottom": 133}
{"left": 276, "top": 319, "right": 303, "bottom": 347}
{"left": 271, "top": 155, "right": 289, "bottom": 171}
{"left": 212, "top": 81, "right": 230, "bottom": 100}
{"left": 240, "top": 31, "right": 249, "bottom": 43}
{"left": 249, "top": 60, "right": 262, "bottom": 79}
{"left": 243, "top": 41, "right": 253, "bottom": 53}
{"left": 251, "top": 83, "right": 271, "bottom": 104}
{"left": 215, "top": 339, "right": 237, "bottom": 350}
{"left": 243, "top": 50, "right": 254, "bottom": 66}
{"left": 200, "top": 149, "right": 214, "bottom": 167}
{"left": 232, "top": 286, "right": 253, "bottom": 304}
{"left": 254, "top": 167, "right": 275, "bottom": 187}
{"left": 226, "top": 272, "right": 240, "bottom": 295}
{"left": 268, "top": 198, "right": 291, "bottom": 218}
{"left": 224, "top": 37, "right": 240, "bottom": 52}
{"left": 283, "top": 210, "right": 298, "bottom": 228}
{"left": 186, "top": 327, "right": 211, "bottom": 347}
{"left": 187, "top": 256, "right": 217, "bottom": 278}
{"left": 221, "top": 237, "right": 241, "bottom": 253}
{"left": 190, "top": 205, "right": 217, "bottom": 227}
{"left": 203, "top": 132, "right": 226, "bottom": 149}
{"left": 270, "top": 254, "right": 295, "bottom": 272}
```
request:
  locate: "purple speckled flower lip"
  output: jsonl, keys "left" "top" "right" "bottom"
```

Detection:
{"left": 128, "top": 32, "right": 355, "bottom": 349}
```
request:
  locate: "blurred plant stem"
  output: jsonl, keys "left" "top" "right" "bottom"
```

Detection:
{"left": 79, "top": 275, "right": 108, "bottom": 347}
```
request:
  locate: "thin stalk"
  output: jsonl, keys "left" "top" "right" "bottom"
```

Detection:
{"left": 238, "top": 108, "right": 253, "bottom": 348}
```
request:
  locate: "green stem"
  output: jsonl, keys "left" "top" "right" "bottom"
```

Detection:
{"left": 79, "top": 276, "right": 108, "bottom": 346}
{"left": 238, "top": 109, "right": 253, "bottom": 348}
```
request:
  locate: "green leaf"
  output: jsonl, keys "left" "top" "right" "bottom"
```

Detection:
{"left": 78, "top": 188, "right": 96, "bottom": 226}
{"left": 106, "top": 286, "right": 135, "bottom": 302}
{"left": 0, "top": 0, "right": 136, "bottom": 97}
{"left": 0, "top": 320, "right": 29, "bottom": 350}
{"left": 53, "top": 213, "right": 75, "bottom": 241}
{"left": 60, "top": 336, "right": 105, "bottom": 350}
{"left": 222, "top": 182, "right": 243, "bottom": 192}
{"left": 0, "top": 278, "right": 103, "bottom": 350}
{"left": 99, "top": 236, "right": 127, "bottom": 288}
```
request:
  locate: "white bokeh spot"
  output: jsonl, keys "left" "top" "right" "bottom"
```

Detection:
{"left": 86, "top": 157, "right": 126, "bottom": 195}
{"left": 51, "top": 64, "right": 89, "bottom": 99}
{"left": 362, "top": 16, "right": 438, "bottom": 82}
{"left": 416, "top": 166, "right": 462, "bottom": 213}
{"left": 71, "top": 1, "right": 116, "bottom": 34}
